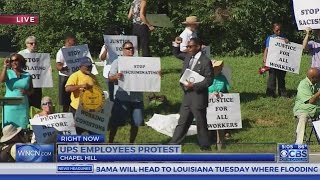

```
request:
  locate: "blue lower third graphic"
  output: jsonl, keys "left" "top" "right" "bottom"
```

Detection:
{"left": 16, "top": 144, "right": 54, "bottom": 162}
{"left": 278, "top": 144, "right": 309, "bottom": 163}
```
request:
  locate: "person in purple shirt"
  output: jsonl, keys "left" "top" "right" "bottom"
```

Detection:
{"left": 302, "top": 27, "right": 320, "bottom": 70}
{"left": 263, "top": 23, "right": 289, "bottom": 98}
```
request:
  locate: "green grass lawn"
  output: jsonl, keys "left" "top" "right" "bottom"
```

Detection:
{"left": 1, "top": 54, "right": 319, "bottom": 153}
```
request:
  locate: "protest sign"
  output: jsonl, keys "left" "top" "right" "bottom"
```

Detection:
{"left": 20, "top": 53, "right": 53, "bottom": 88}
{"left": 293, "top": 0, "right": 320, "bottom": 30}
{"left": 30, "top": 113, "right": 76, "bottom": 143}
{"left": 266, "top": 37, "right": 303, "bottom": 74}
{"left": 75, "top": 100, "right": 113, "bottom": 134}
{"left": 118, "top": 57, "right": 161, "bottom": 92}
{"left": 207, "top": 93, "right": 242, "bottom": 130}
{"left": 61, "top": 44, "right": 98, "bottom": 75}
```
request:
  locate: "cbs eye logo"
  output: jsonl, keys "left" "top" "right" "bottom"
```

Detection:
{"left": 280, "top": 150, "right": 288, "bottom": 158}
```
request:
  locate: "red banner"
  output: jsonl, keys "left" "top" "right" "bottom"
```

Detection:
{"left": 0, "top": 14, "right": 39, "bottom": 25}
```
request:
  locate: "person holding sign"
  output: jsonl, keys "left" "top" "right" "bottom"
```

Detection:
{"left": 302, "top": 27, "right": 320, "bottom": 70}
{"left": 293, "top": 68, "right": 320, "bottom": 144}
{"left": 263, "top": 23, "right": 288, "bottom": 98}
{"left": 128, "top": 0, "right": 154, "bottom": 57}
{"left": 18, "top": 36, "right": 42, "bottom": 109}
{"left": 108, "top": 41, "right": 144, "bottom": 143}
{"left": 65, "top": 57, "right": 99, "bottom": 134}
{"left": 56, "top": 33, "right": 77, "bottom": 112}
{"left": 0, "top": 53, "right": 33, "bottom": 130}
{"left": 169, "top": 38, "right": 213, "bottom": 151}
{"left": 30, "top": 96, "right": 54, "bottom": 143}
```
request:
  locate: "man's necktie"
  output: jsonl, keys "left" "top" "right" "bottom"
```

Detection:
{"left": 189, "top": 56, "right": 195, "bottom": 69}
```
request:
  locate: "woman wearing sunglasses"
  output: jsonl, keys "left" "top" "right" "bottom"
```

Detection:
{"left": 0, "top": 53, "right": 34, "bottom": 130}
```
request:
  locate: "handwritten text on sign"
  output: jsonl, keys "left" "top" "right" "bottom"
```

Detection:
{"left": 118, "top": 57, "right": 161, "bottom": 92}
{"left": 266, "top": 37, "right": 303, "bottom": 74}
{"left": 21, "top": 53, "right": 53, "bottom": 88}
{"left": 61, "top": 44, "right": 98, "bottom": 75}
{"left": 293, "top": 0, "right": 320, "bottom": 30}
{"left": 207, "top": 93, "right": 242, "bottom": 130}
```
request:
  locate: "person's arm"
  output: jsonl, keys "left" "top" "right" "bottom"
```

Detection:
{"left": 20, "top": 75, "right": 34, "bottom": 96}
{"left": 108, "top": 73, "right": 123, "bottom": 83}
{"left": 0, "top": 58, "right": 10, "bottom": 83}
{"left": 99, "top": 45, "right": 108, "bottom": 61}
{"left": 263, "top": 47, "right": 268, "bottom": 66}
{"left": 128, "top": 6, "right": 133, "bottom": 20}
{"left": 309, "top": 91, "right": 320, "bottom": 104}
{"left": 65, "top": 84, "right": 91, "bottom": 92}
{"left": 302, "top": 27, "right": 312, "bottom": 50}
{"left": 140, "top": 0, "right": 154, "bottom": 31}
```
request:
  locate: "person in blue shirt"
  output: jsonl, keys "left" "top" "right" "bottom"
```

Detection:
{"left": 263, "top": 23, "right": 288, "bottom": 98}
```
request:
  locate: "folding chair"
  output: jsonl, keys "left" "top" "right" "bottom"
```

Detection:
{"left": 305, "top": 118, "right": 320, "bottom": 145}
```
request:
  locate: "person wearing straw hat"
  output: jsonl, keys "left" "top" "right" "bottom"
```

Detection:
{"left": 0, "top": 124, "right": 28, "bottom": 162}
{"left": 172, "top": 16, "right": 200, "bottom": 60}
{"left": 208, "top": 60, "right": 231, "bottom": 150}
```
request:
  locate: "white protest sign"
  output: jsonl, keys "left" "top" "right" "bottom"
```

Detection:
{"left": 179, "top": 69, "right": 205, "bottom": 86}
{"left": 21, "top": 53, "right": 53, "bottom": 88}
{"left": 75, "top": 100, "right": 113, "bottom": 134}
{"left": 266, "top": 37, "right": 303, "bottom": 74}
{"left": 293, "top": 0, "right": 320, "bottom": 30}
{"left": 61, "top": 44, "right": 98, "bottom": 75}
{"left": 30, "top": 113, "right": 76, "bottom": 143}
{"left": 118, "top": 57, "right": 161, "bottom": 92}
{"left": 207, "top": 93, "right": 242, "bottom": 130}
{"left": 201, "top": 46, "right": 211, "bottom": 59}
{"left": 103, "top": 35, "right": 138, "bottom": 78}
{"left": 312, "top": 120, "right": 320, "bottom": 140}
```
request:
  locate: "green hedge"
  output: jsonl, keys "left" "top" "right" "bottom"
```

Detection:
{"left": 0, "top": 0, "right": 305, "bottom": 57}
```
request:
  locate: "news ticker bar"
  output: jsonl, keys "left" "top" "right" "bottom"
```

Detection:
{"left": 57, "top": 154, "right": 275, "bottom": 162}
{"left": 0, "top": 163, "right": 320, "bottom": 175}
{"left": 0, "top": 14, "right": 39, "bottom": 24}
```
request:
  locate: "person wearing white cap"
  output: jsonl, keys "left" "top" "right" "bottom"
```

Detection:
{"left": 0, "top": 124, "right": 27, "bottom": 162}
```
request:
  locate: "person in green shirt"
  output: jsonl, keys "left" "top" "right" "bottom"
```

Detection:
{"left": 293, "top": 68, "right": 320, "bottom": 144}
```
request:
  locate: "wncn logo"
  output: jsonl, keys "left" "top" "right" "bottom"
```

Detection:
{"left": 278, "top": 144, "right": 308, "bottom": 163}
{"left": 16, "top": 144, "right": 54, "bottom": 162}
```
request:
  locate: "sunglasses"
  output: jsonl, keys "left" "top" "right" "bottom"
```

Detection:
{"left": 186, "top": 45, "right": 197, "bottom": 48}
{"left": 28, "top": 42, "right": 36, "bottom": 45}
{"left": 124, "top": 47, "right": 134, "bottom": 51}
{"left": 10, "top": 58, "right": 19, "bottom": 62}
{"left": 42, "top": 102, "right": 53, "bottom": 106}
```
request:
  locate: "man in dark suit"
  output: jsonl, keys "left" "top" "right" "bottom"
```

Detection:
{"left": 169, "top": 37, "right": 214, "bottom": 151}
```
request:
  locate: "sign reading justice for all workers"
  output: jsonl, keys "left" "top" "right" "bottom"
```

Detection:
{"left": 30, "top": 113, "right": 76, "bottom": 143}
{"left": 293, "top": 0, "right": 320, "bottom": 30}
{"left": 207, "top": 93, "right": 242, "bottom": 130}
{"left": 118, "top": 57, "right": 161, "bottom": 92}
{"left": 21, "top": 53, "right": 53, "bottom": 88}
{"left": 266, "top": 37, "right": 303, "bottom": 74}
{"left": 61, "top": 44, "right": 98, "bottom": 75}
{"left": 75, "top": 100, "right": 113, "bottom": 134}
{"left": 102, "top": 35, "right": 138, "bottom": 78}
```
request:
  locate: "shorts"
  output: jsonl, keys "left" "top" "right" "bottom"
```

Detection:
{"left": 59, "top": 75, "right": 71, "bottom": 106}
{"left": 109, "top": 100, "right": 144, "bottom": 128}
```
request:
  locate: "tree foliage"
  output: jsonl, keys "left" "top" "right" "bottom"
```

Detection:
{"left": 0, "top": 0, "right": 303, "bottom": 57}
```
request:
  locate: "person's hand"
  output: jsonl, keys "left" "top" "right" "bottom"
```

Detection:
{"left": 305, "top": 27, "right": 312, "bottom": 35}
{"left": 157, "top": 71, "right": 162, "bottom": 77}
{"left": 81, "top": 83, "right": 93, "bottom": 90}
{"left": 175, "top": 37, "right": 182, "bottom": 44}
{"left": 184, "top": 80, "right": 194, "bottom": 90}
{"left": 284, "top": 38, "right": 289, "bottom": 44}
{"left": 3, "top": 58, "right": 10, "bottom": 68}
{"left": 115, "top": 73, "right": 123, "bottom": 80}
{"left": 20, "top": 89, "right": 28, "bottom": 95}
{"left": 148, "top": 25, "right": 155, "bottom": 31}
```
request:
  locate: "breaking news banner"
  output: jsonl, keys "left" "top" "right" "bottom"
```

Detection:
{"left": 0, "top": 14, "right": 39, "bottom": 25}
{"left": 57, "top": 135, "right": 105, "bottom": 143}
{"left": 278, "top": 144, "right": 309, "bottom": 163}
{"left": 15, "top": 144, "right": 54, "bottom": 162}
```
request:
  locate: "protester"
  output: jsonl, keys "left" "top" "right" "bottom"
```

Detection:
{"left": 208, "top": 60, "right": 230, "bottom": 150}
{"left": 128, "top": 0, "right": 154, "bottom": 57}
{"left": 65, "top": 57, "right": 99, "bottom": 134}
{"left": 263, "top": 23, "right": 288, "bottom": 98}
{"left": 169, "top": 38, "right": 213, "bottom": 151}
{"left": 0, "top": 124, "right": 29, "bottom": 162}
{"left": 31, "top": 96, "right": 54, "bottom": 143}
{"left": 108, "top": 41, "right": 144, "bottom": 143}
{"left": 293, "top": 68, "right": 320, "bottom": 144}
{"left": 56, "top": 33, "right": 77, "bottom": 112}
{"left": 302, "top": 27, "right": 320, "bottom": 70}
{"left": 0, "top": 53, "right": 33, "bottom": 129}
{"left": 99, "top": 28, "right": 121, "bottom": 102}
{"left": 18, "top": 36, "right": 42, "bottom": 109}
